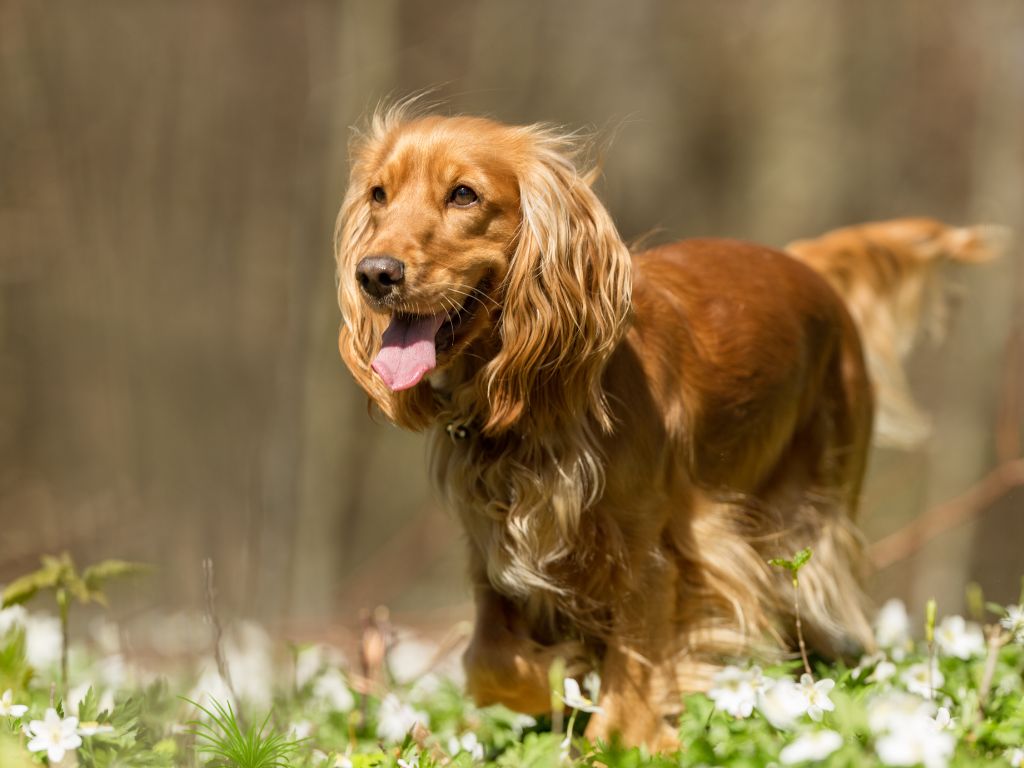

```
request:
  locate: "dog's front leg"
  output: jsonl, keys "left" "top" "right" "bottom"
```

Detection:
{"left": 584, "top": 558, "right": 681, "bottom": 751}
{"left": 463, "top": 583, "right": 590, "bottom": 715}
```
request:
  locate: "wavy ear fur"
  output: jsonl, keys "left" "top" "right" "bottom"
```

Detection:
{"left": 334, "top": 105, "right": 436, "bottom": 430}
{"left": 480, "top": 129, "right": 633, "bottom": 435}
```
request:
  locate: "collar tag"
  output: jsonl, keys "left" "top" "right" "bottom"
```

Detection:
{"left": 445, "top": 421, "right": 470, "bottom": 442}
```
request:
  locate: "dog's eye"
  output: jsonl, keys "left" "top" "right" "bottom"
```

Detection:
{"left": 449, "top": 185, "right": 478, "bottom": 207}
{"left": 371, "top": 186, "right": 386, "bottom": 204}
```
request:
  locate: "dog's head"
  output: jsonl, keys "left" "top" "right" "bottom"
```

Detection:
{"left": 335, "top": 110, "right": 631, "bottom": 434}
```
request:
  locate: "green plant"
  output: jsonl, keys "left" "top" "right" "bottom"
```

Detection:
{"left": 187, "top": 698, "right": 303, "bottom": 768}
{"left": 767, "top": 547, "right": 813, "bottom": 677}
{"left": 3, "top": 554, "right": 1024, "bottom": 767}
{"left": 1, "top": 553, "right": 147, "bottom": 690}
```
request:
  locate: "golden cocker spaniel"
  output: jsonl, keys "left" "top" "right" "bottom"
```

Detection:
{"left": 334, "top": 108, "right": 1002, "bottom": 748}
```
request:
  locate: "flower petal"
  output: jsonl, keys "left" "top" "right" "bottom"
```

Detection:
{"left": 47, "top": 744, "right": 66, "bottom": 763}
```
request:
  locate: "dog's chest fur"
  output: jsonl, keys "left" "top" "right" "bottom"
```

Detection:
{"left": 431, "top": 417, "right": 628, "bottom": 635}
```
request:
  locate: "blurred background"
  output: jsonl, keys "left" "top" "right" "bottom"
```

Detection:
{"left": 1, "top": 0, "right": 1022, "bottom": 642}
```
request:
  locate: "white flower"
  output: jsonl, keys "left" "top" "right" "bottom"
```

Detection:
{"left": 707, "top": 665, "right": 764, "bottom": 718}
{"left": 850, "top": 652, "right": 884, "bottom": 680}
{"left": 875, "top": 718, "right": 955, "bottom": 768}
{"left": 23, "top": 614, "right": 62, "bottom": 670}
{"left": 189, "top": 664, "right": 237, "bottom": 711}
{"left": 96, "top": 653, "right": 130, "bottom": 690}
{"left": 509, "top": 713, "right": 537, "bottom": 735}
{"left": 448, "top": 732, "right": 485, "bottom": 760}
{"left": 397, "top": 757, "right": 418, "bottom": 768}
{"left": 867, "top": 691, "right": 935, "bottom": 735}
{"left": 190, "top": 622, "right": 275, "bottom": 709}
{"left": 796, "top": 674, "right": 835, "bottom": 722}
{"left": 26, "top": 708, "right": 83, "bottom": 763}
{"left": 756, "top": 677, "right": 806, "bottom": 730}
{"left": 867, "top": 690, "right": 957, "bottom": 767}
{"left": 933, "top": 707, "right": 955, "bottom": 731}
{"left": 851, "top": 653, "right": 897, "bottom": 684}
{"left": 312, "top": 669, "right": 356, "bottom": 713}
{"left": 1006, "top": 747, "right": 1024, "bottom": 767}
{"left": 779, "top": 729, "right": 843, "bottom": 764}
{"left": 997, "top": 673, "right": 1021, "bottom": 697}
{"left": 902, "top": 661, "right": 944, "bottom": 699}
{"left": 313, "top": 753, "right": 353, "bottom": 768}
{"left": 409, "top": 673, "right": 445, "bottom": 702}
{"left": 77, "top": 721, "right": 115, "bottom": 736}
{"left": 561, "top": 677, "right": 603, "bottom": 714}
{"left": 294, "top": 643, "right": 345, "bottom": 690}
{"left": 935, "top": 615, "right": 985, "bottom": 659}
{"left": 869, "top": 660, "right": 898, "bottom": 683}
{"left": 223, "top": 622, "right": 275, "bottom": 707}
{"left": 289, "top": 719, "right": 314, "bottom": 740}
{"left": 89, "top": 617, "right": 122, "bottom": 655}
{"left": 376, "top": 694, "right": 428, "bottom": 742}
{"left": 582, "top": 671, "right": 601, "bottom": 702}
{"left": 295, "top": 646, "right": 324, "bottom": 690}
{"left": 875, "top": 598, "right": 912, "bottom": 656}
{"left": 0, "top": 604, "right": 28, "bottom": 638}
{"left": 0, "top": 688, "right": 28, "bottom": 718}
{"left": 389, "top": 635, "right": 439, "bottom": 684}
{"left": 1001, "top": 605, "right": 1024, "bottom": 644}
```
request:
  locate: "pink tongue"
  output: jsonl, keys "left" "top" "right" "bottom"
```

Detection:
{"left": 372, "top": 313, "right": 446, "bottom": 391}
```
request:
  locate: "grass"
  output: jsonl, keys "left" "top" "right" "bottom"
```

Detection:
{"left": 187, "top": 697, "right": 303, "bottom": 768}
{"left": 1, "top": 564, "right": 1023, "bottom": 767}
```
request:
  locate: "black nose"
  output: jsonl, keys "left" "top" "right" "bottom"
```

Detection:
{"left": 356, "top": 255, "right": 405, "bottom": 299}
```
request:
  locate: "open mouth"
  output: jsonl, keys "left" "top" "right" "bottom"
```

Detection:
{"left": 371, "top": 280, "right": 490, "bottom": 392}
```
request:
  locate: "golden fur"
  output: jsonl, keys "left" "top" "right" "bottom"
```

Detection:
{"left": 787, "top": 218, "right": 1010, "bottom": 449}
{"left": 334, "top": 108, "right": 997, "bottom": 748}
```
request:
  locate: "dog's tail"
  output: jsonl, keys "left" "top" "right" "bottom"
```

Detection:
{"left": 786, "top": 218, "right": 1011, "bottom": 450}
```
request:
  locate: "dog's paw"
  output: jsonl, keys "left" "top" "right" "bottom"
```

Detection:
{"left": 585, "top": 705, "right": 680, "bottom": 753}
{"left": 463, "top": 636, "right": 592, "bottom": 714}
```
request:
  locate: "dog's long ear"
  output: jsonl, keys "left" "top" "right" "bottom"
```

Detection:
{"left": 480, "top": 130, "right": 633, "bottom": 435}
{"left": 335, "top": 111, "right": 435, "bottom": 430}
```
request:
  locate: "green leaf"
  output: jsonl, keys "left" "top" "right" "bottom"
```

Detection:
{"left": 986, "top": 601, "right": 1010, "bottom": 617}
{"left": 67, "top": 573, "right": 95, "bottom": 605}
{"left": 152, "top": 739, "right": 178, "bottom": 756}
{"left": 496, "top": 732, "right": 563, "bottom": 768}
{"left": 2, "top": 569, "right": 61, "bottom": 607}
{"left": 82, "top": 559, "right": 150, "bottom": 590}
{"left": 40, "top": 552, "right": 74, "bottom": 573}
{"left": 791, "top": 547, "right": 812, "bottom": 570}
{"left": 0, "top": 626, "right": 32, "bottom": 693}
{"left": 77, "top": 685, "right": 100, "bottom": 722}
{"left": 350, "top": 753, "right": 387, "bottom": 768}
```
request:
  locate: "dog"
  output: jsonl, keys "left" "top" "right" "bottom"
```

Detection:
{"left": 334, "top": 108, "right": 1002, "bottom": 748}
